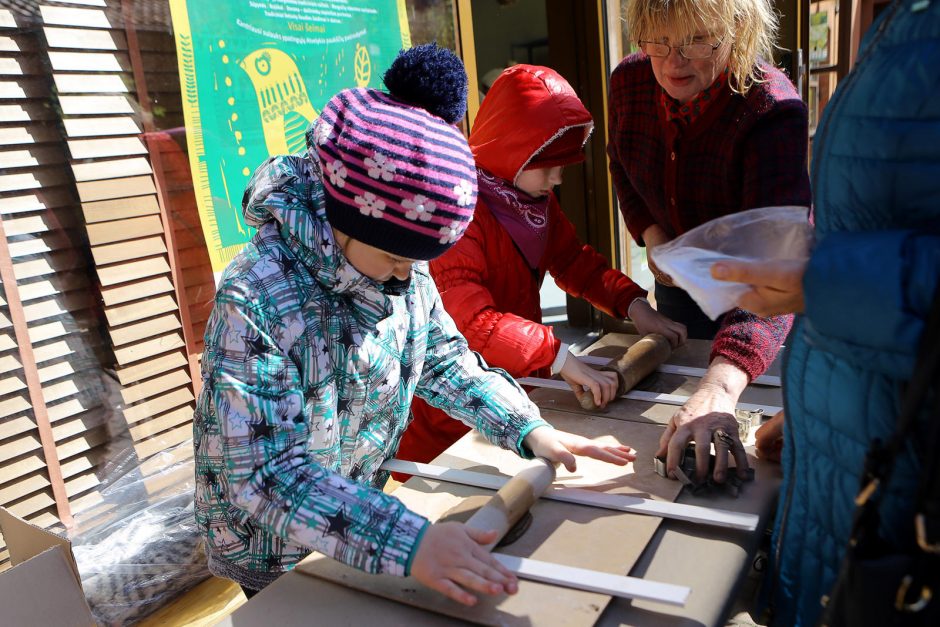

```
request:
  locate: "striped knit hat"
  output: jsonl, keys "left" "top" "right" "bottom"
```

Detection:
{"left": 309, "top": 45, "right": 478, "bottom": 261}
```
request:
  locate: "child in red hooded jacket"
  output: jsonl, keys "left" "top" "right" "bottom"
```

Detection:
{"left": 396, "top": 65, "right": 686, "bottom": 467}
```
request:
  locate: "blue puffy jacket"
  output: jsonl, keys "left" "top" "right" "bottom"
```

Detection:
{"left": 770, "top": 2, "right": 940, "bottom": 625}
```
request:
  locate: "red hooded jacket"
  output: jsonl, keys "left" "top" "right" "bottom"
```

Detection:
{"left": 396, "top": 66, "right": 646, "bottom": 467}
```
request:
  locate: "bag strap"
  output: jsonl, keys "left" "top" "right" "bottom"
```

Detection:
{"left": 852, "top": 283, "right": 940, "bottom": 538}
{"left": 821, "top": 281, "right": 940, "bottom": 625}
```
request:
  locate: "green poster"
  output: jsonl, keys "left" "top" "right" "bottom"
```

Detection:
{"left": 171, "top": 0, "right": 410, "bottom": 272}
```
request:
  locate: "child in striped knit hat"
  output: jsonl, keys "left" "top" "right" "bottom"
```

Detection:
{"left": 194, "top": 45, "right": 637, "bottom": 606}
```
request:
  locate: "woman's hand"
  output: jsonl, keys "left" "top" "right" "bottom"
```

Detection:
{"left": 711, "top": 259, "right": 807, "bottom": 317}
{"left": 755, "top": 410, "right": 785, "bottom": 463}
{"left": 643, "top": 224, "right": 674, "bottom": 287}
{"left": 559, "top": 351, "right": 620, "bottom": 409}
{"left": 656, "top": 358, "right": 750, "bottom": 483}
{"left": 628, "top": 299, "right": 688, "bottom": 348}
{"left": 411, "top": 522, "right": 518, "bottom": 606}
{"left": 523, "top": 425, "right": 636, "bottom": 472}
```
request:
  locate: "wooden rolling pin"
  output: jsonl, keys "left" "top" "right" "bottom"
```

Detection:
{"left": 463, "top": 457, "right": 557, "bottom": 551}
{"left": 579, "top": 333, "right": 673, "bottom": 412}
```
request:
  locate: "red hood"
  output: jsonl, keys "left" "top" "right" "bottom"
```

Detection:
{"left": 470, "top": 65, "right": 593, "bottom": 185}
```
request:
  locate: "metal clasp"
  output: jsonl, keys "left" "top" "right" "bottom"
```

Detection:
{"left": 895, "top": 575, "right": 934, "bottom": 613}
{"left": 915, "top": 513, "right": 940, "bottom": 554}
{"left": 855, "top": 478, "right": 880, "bottom": 506}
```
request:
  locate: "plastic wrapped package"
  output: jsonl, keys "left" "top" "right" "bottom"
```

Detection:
{"left": 68, "top": 440, "right": 209, "bottom": 626}
{"left": 652, "top": 206, "right": 813, "bottom": 320}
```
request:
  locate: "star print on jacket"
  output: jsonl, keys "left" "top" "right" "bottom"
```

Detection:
{"left": 324, "top": 505, "right": 353, "bottom": 541}
{"left": 243, "top": 333, "right": 268, "bottom": 360}
{"left": 248, "top": 418, "right": 275, "bottom": 443}
{"left": 193, "top": 154, "right": 547, "bottom": 589}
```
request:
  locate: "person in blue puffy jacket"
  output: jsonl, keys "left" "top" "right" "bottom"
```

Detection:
{"left": 711, "top": 1, "right": 940, "bottom": 624}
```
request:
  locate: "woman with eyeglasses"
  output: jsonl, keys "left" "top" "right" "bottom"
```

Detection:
{"left": 607, "top": 0, "right": 811, "bottom": 485}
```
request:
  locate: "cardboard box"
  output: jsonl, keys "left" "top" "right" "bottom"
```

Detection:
{"left": 0, "top": 507, "right": 95, "bottom": 626}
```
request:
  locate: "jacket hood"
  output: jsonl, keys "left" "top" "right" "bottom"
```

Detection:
{"left": 470, "top": 65, "right": 593, "bottom": 185}
{"left": 242, "top": 155, "right": 395, "bottom": 327}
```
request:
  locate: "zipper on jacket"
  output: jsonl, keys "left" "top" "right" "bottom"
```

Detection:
{"left": 763, "top": 322, "right": 798, "bottom": 623}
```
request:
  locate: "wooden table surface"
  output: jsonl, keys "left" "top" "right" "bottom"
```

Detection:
{"left": 218, "top": 335, "right": 783, "bottom": 627}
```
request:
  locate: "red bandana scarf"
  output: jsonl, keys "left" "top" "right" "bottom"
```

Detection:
{"left": 661, "top": 68, "right": 730, "bottom": 126}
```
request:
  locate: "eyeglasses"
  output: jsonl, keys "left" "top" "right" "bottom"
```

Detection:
{"left": 638, "top": 40, "right": 724, "bottom": 60}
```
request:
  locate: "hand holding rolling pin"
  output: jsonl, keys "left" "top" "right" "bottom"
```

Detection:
{"left": 559, "top": 353, "right": 620, "bottom": 409}
{"left": 411, "top": 433, "right": 634, "bottom": 606}
{"left": 411, "top": 522, "right": 519, "bottom": 606}
{"left": 627, "top": 297, "right": 688, "bottom": 349}
{"left": 577, "top": 333, "right": 674, "bottom": 412}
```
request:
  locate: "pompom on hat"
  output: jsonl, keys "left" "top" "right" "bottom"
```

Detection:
{"left": 309, "top": 44, "right": 478, "bottom": 261}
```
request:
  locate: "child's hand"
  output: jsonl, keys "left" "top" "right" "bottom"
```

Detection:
{"left": 523, "top": 426, "right": 636, "bottom": 472}
{"left": 628, "top": 299, "right": 688, "bottom": 348}
{"left": 410, "top": 521, "right": 518, "bottom": 606}
{"left": 559, "top": 351, "right": 619, "bottom": 408}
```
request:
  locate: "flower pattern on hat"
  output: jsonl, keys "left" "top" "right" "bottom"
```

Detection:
{"left": 355, "top": 192, "right": 385, "bottom": 218}
{"left": 314, "top": 86, "right": 477, "bottom": 260}
{"left": 364, "top": 151, "right": 396, "bottom": 182}
{"left": 438, "top": 220, "right": 460, "bottom": 244}
{"left": 327, "top": 160, "right": 347, "bottom": 188}
{"left": 402, "top": 194, "right": 436, "bottom": 222}
{"left": 454, "top": 180, "right": 474, "bottom": 207}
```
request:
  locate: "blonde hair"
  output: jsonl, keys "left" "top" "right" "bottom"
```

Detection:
{"left": 624, "top": 0, "right": 779, "bottom": 94}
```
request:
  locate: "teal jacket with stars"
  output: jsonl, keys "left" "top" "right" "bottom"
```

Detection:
{"left": 193, "top": 154, "right": 548, "bottom": 590}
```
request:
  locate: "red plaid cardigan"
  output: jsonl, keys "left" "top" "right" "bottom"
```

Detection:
{"left": 607, "top": 53, "right": 811, "bottom": 380}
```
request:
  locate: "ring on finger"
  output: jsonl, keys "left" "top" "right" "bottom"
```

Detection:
{"left": 713, "top": 429, "right": 735, "bottom": 448}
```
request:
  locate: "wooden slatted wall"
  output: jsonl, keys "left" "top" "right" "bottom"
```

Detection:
{"left": 0, "top": 1, "right": 103, "bottom": 572}
{"left": 0, "top": 0, "right": 219, "bottom": 571}
{"left": 40, "top": 0, "right": 198, "bottom": 464}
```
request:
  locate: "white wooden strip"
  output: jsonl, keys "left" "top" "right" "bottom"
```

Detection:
{"left": 43, "top": 26, "right": 123, "bottom": 51}
{"left": 54, "top": 73, "right": 130, "bottom": 94}
{"left": 48, "top": 51, "right": 129, "bottom": 72}
{"left": 68, "top": 137, "right": 146, "bottom": 160}
{"left": 0, "top": 189, "right": 73, "bottom": 215}
{"left": 542, "top": 485, "right": 758, "bottom": 531}
{"left": 493, "top": 554, "right": 689, "bottom": 606}
{"left": 59, "top": 95, "right": 133, "bottom": 115}
{"left": 577, "top": 355, "right": 782, "bottom": 387}
{"left": 39, "top": 5, "right": 112, "bottom": 28}
{"left": 518, "top": 376, "right": 782, "bottom": 415}
{"left": 619, "top": 389, "right": 780, "bottom": 415}
{"left": 63, "top": 116, "right": 141, "bottom": 138}
{"left": 0, "top": 124, "right": 59, "bottom": 146}
{"left": 381, "top": 460, "right": 759, "bottom": 532}
{"left": 72, "top": 156, "right": 152, "bottom": 182}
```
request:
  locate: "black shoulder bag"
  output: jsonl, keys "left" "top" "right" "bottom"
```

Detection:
{"left": 819, "top": 286, "right": 940, "bottom": 627}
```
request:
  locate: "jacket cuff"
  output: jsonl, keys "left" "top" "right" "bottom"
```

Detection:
{"left": 627, "top": 296, "right": 649, "bottom": 320}
{"left": 384, "top": 508, "right": 430, "bottom": 577}
{"left": 709, "top": 343, "right": 761, "bottom": 382}
{"left": 626, "top": 213, "right": 656, "bottom": 246}
{"left": 550, "top": 343, "right": 570, "bottom": 376}
{"left": 515, "top": 420, "right": 552, "bottom": 459}
{"left": 710, "top": 311, "right": 791, "bottom": 381}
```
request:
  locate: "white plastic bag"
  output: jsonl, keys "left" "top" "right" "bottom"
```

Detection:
{"left": 652, "top": 206, "right": 813, "bottom": 320}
